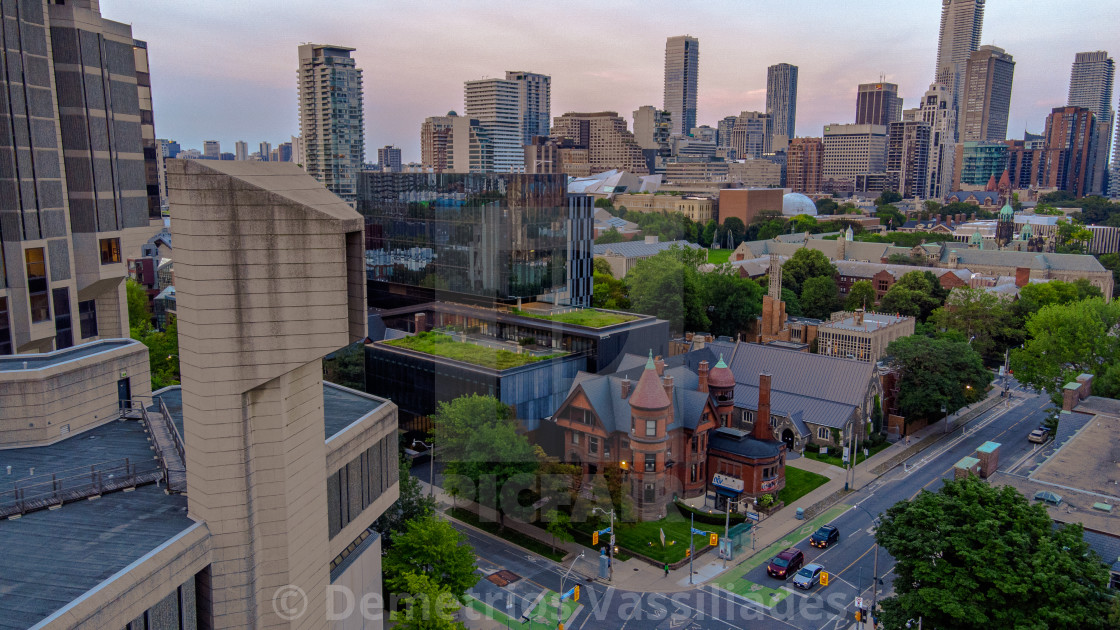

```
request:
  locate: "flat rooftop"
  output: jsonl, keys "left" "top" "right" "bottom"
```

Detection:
{"left": 155, "top": 383, "right": 388, "bottom": 442}
{"left": 822, "top": 312, "right": 911, "bottom": 333}
{"left": 0, "top": 418, "right": 155, "bottom": 484}
{"left": 0, "top": 339, "right": 138, "bottom": 372}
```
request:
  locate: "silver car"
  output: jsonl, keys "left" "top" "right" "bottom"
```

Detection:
{"left": 792, "top": 563, "right": 823, "bottom": 590}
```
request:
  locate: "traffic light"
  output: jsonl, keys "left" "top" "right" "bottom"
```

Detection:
{"left": 685, "top": 548, "right": 691, "bottom": 558}
{"left": 573, "top": 585, "right": 580, "bottom": 602}
{"left": 855, "top": 611, "right": 862, "bottom": 622}
{"left": 820, "top": 572, "right": 829, "bottom": 586}
{"left": 709, "top": 533, "right": 718, "bottom": 546}
{"left": 592, "top": 531, "right": 598, "bottom": 545}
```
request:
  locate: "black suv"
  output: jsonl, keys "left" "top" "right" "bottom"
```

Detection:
{"left": 809, "top": 525, "right": 840, "bottom": 549}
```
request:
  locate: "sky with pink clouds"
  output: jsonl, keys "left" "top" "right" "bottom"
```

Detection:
{"left": 102, "top": 0, "right": 1118, "bottom": 163}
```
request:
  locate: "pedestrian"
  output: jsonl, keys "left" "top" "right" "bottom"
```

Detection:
{"left": 664, "top": 563, "right": 669, "bottom": 577}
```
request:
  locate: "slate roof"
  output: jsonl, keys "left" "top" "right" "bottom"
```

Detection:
{"left": 833, "top": 260, "right": 971, "bottom": 282}
{"left": 942, "top": 248, "right": 1107, "bottom": 273}
{"left": 593, "top": 239, "right": 704, "bottom": 258}
{"left": 733, "top": 383, "right": 856, "bottom": 429}
{"left": 565, "top": 364, "right": 713, "bottom": 434}
{"left": 708, "top": 426, "right": 783, "bottom": 458}
{"left": 728, "top": 344, "right": 871, "bottom": 408}
{"left": 946, "top": 191, "right": 1000, "bottom": 204}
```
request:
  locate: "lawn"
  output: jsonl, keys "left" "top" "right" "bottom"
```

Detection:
{"left": 448, "top": 507, "right": 567, "bottom": 562}
{"left": 777, "top": 466, "right": 830, "bottom": 505}
{"left": 466, "top": 597, "right": 554, "bottom": 630}
{"left": 707, "top": 248, "right": 733, "bottom": 265}
{"left": 512, "top": 308, "right": 638, "bottom": 328}
{"left": 800, "top": 440, "right": 891, "bottom": 469}
{"left": 384, "top": 332, "right": 563, "bottom": 370}
{"left": 570, "top": 513, "right": 720, "bottom": 564}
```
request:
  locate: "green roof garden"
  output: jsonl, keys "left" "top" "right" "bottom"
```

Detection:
{"left": 511, "top": 308, "right": 638, "bottom": 328}
{"left": 383, "top": 332, "right": 564, "bottom": 370}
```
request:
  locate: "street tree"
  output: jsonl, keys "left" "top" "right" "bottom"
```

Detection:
{"left": 844, "top": 280, "right": 878, "bottom": 311}
{"left": 929, "top": 288, "right": 1023, "bottom": 361}
{"left": 701, "top": 267, "right": 763, "bottom": 337}
{"left": 625, "top": 247, "right": 709, "bottom": 333}
{"left": 877, "top": 476, "right": 1112, "bottom": 629}
{"left": 1015, "top": 278, "right": 1103, "bottom": 321}
{"left": 543, "top": 509, "right": 574, "bottom": 554}
{"left": 373, "top": 452, "right": 436, "bottom": 548}
{"left": 878, "top": 271, "right": 945, "bottom": 321}
{"left": 432, "top": 395, "right": 539, "bottom": 526}
{"left": 126, "top": 278, "right": 152, "bottom": 333}
{"left": 390, "top": 572, "right": 469, "bottom": 630}
{"left": 887, "top": 335, "right": 991, "bottom": 422}
{"left": 1010, "top": 298, "right": 1120, "bottom": 402}
{"left": 781, "top": 248, "right": 837, "bottom": 294}
{"left": 384, "top": 515, "right": 479, "bottom": 602}
{"left": 594, "top": 226, "right": 625, "bottom": 244}
{"left": 799, "top": 275, "right": 839, "bottom": 320}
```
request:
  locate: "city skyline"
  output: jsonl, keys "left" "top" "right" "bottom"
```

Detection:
{"left": 102, "top": 0, "right": 1118, "bottom": 163}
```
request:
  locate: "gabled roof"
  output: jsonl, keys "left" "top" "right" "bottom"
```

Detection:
{"left": 564, "top": 364, "right": 714, "bottom": 435}
{"left": 594, "top": 239, "right": 704, "bottom": 258}
{"left": 941, "top": 248, "right": 1107, "bottom": 272}
{"left": 733, "top": 383, "right": 856, "bottom": 429}
{"left": 728, "top": 344, "right": 871, "bottom": 408}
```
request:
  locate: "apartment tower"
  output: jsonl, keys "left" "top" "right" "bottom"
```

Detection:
{"left": 961, "top": 45, "right": 1015, "bottom": 142}
{"left": 298, "top": 44, "right": 365, "bottom": 204}
{"left": 378, "top": 145, "right": 402, "bottom": 172}
{"left": 663, "top": 36, "right": 699, "bottom": 136}
{"left": 1043, "top": 106, "right": 1097, "bottom": 198}
{"left": 766, "top": 63, "right": 799, "bottom": 150}
{"left": 551, "top": 112, "right": 648, "bottom": 175}
{"left": 887, "top": 121, "right": 932, "bottom": 199}
{"left": 234, "top": 141, "right": 248, "bottom": 161}
{"left": 787, "top": 137, "right": 824, "bottom": 194}
{"left": 935, "top": 0, "right": 986, "bottom": 141}
{"left": 1067, "top": 51, "right": 1115, "bottom": 195}
{"left": 855, "top": 82, "right": 903, "bottom": 126}
{"left": 506, "top": 71, "right": 552, "bottom": 144}
{"left": 464, "top": 77, "right": 523, "bottom": 172}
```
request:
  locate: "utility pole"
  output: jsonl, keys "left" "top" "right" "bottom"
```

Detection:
{"left": 723, "top": 498, "right": 731, "bottom": 568}
{"left": 689, "top": 512, "right": 695, "bottom": 584}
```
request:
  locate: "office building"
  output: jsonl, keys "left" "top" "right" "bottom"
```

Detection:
{"left": 132, "top": 40, "right": 165, "bottom": 220}
{"left": 730, "top": 111, "right": 770, "bottom": 159}
{"left": 234, "top": 140, "right": 248, "bottom": 161}
{"left": 664, "top": 35, "right": 699, "bottom": 136}
{"left": 634, "top": 105, "right": 673, "bottom": 151}
{"left": 887, "top": 120, "right": 932, "bottom": 199}
{"left": 465, "top": 77, "right": 523, "bottom": 172}
{"left": 729, "top": 159, "right": 783, "bottom": 188}
{"left": 259, "top": 141, "right": 272, "bottom": 162}
{"left": 952, "top": 141, "right": 1010, "bottom": 189}
{"left": 358, "top": 173, "right": 591, "bottom": 307}
{"left": 766, "top": 63, "right": 799, "bottom": 150}
{"left": 935, "top": 0, "right": 986, "bottom": 132}
{"left": 855, "top": 82, "right": 903, "bottom": 126}
{"left": 787, "top": 137, "right": 824, "bottom": 194}
{"left": 420, "top": 112, "right": 493, "bottom": 174}
{"left": 277, "top": 141, "right": 293, "bottom": 162}
{"left": 377, "top": 145, "right": 402, "bottom": 172}
{"left": 506, "top": 71, "right": 552, "bottom": 145}
{"left": 298, "top": 44, "right": 364, "bottom": 204}
{"left": 202, "top": 140, "right": 220, "bottom": 159}
{"left": 918, "top": 83, "right": 958, "bottom": 199}
{"left": 961, "top": 46, "right": 1015, "bottom": 142}
{"left": 817, "top": 310, "right": 915, "bottom": 363}
{"left": 1067, "top": 51, "right": 1115, "bottom": 195}
{"left": 1005, "top": 135, "right": 1046, "bottom": 190}
{"left": 821, "top": 123, "right": 889, "bottom": 186}
{"left": 1042, "top": 106, "right": 1097, "bottom": 198}
{"left": 717, "top": 116, "right": 738, "bottom": 151}
{"left": 551, "top": 111, "right": 648, "bottom": 175}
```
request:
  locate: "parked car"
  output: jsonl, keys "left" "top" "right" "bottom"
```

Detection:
{"left": 1028, "top": 427, "right": 1051, "bottom": 443}
{"left": 766, "top": 548, "right": 804, "bottom": 579}
{"left": 809, "top": 525, "right": 840, "bottom": 548}
{"left": 792, "top": 563, "right": 824, "bottom": 590}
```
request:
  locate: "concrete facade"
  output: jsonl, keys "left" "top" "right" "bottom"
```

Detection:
{"left": 815, "top": 310, "right": 916, "bottom": 363}
{"left": 822, "top": 123, "right": 888, "bottom": 185}
{"left": 787, "top": 137, "right": 824, "bottom": 194}
{"left": 718, "top": 188, "right": 784, "bottom": 226}
{"left": 612, "top": 193, "right": 713, "bottom": 223}
{"left": 961, "top": 46, "right": 1015, "bottom": 142}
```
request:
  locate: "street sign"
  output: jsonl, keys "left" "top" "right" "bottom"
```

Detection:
{"left": 562, "top": 587, "right": 576, "bottom": 601}
{"left": 820, "top": 572, "right": 829, "bottom": 586}
{"left": 843, "top": 446, "right": 851, "bottom": 463}
{"left": 746, "top": 511, "right": 760, "bottom": 521}
{"left": 855, "top": 596, "right": 864, "bottom": 609}
{"left": 690, "top": 527, "right": 707, "bottom": 536}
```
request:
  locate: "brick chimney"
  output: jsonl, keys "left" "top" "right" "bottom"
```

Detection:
{"left": 698, "top": 360, "right": 710, "bottom": 393}
{"left": 655, "top": 356, "right": 665, "bottom": 376}
{"left": 1015, "top": 267, "right": 1030, "bottom": 288}
{"left": 753, "top": 373, "right": 774, "bottom": 441}
{"left": 662, "top": 375, "right": 674, "bottom": 402}
{"left": 621, "top": 377, "right": 631, "bottom": 398}
{"left": 1077, "top": 373, "right": 1093, "bottom": 399}
{"left": 854, "top": 308, "right": 865, "bottom": 327}
{"left": 1062, "top": 383, "right": 1080, "bottom": 411}
{"left": 414, "top": 312, "right": 427, "bottom": 333}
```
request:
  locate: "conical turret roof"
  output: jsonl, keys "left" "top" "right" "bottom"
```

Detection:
{"left": 629, "top": 351, "right": 671, "bottom": 411}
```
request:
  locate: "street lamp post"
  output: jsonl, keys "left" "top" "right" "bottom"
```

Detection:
{"left": 941, "top": 402, "right": 948, "bottom": 435}
{"left": 412, "top": 439, "right": 435, "bottom": 499}
{"left": 849, "top": 502, "right": 881, "bottom": 625}
{"left": 558, "top": 552, "right": 584, "bottom": 629}
{"left": 591, "top": 507, "right": 615, "bottom": 582}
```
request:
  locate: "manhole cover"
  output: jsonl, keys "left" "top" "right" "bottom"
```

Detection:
{"left": 496, "top": 570, "right": 521, "bottom": 584}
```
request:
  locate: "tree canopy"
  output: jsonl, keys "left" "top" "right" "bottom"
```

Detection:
{"left": 384, "top": 515, "right": 479, "bottom": 603}
{"left": 781, "top": 247, "right": 837, "bottom": 294}
{"left": 799, "top": 276, "right": 839, "bottom": 320}
{"left": 929, "top": 288, "right": 1022, "bottom": 362}
{"left": 625, "top": 246, "right": 710, "bottom": 333}
{"left": 878, "top": 271, "right": 946, "bottom": 321}
{"left": 1010, "top": 298, "right": 1120, "bottom": 402}
{"left": 887, "top": 335, "right": 991, "bottom": 422}
{"left": 594, "top": 226, "right": 626, "bottom": 244}
{"left": 373, "top": 453, "right": 436, "bottom": 548}
{"left": 701, "top": 267, "right": 763, "bottom": 337}
{"left": 876, "top": 476, "right": 1112, "bottom": 629}
{"left": 390, "top": 572, "right": 468, "bottom": 630}
{"left": 844, "top": 280, "right": 878, "bottom": 311}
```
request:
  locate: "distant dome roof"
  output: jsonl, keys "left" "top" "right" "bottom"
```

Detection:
{"left": 447, "top": 110, "right": 458, "bottom": 117}
{"left": 782, "top": 193, "right": 818, "bottom": 217}
{"left": 1000, "top": 203, "right": 1014, "bottom": 217}
{"left": 708, "top": 354, "right": 735, "bottom": 388}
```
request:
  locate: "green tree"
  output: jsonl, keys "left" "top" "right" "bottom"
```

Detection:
{"left": 126, "top": 278, "right": 153, "bottom": 334}
{"left": 595, "top": 226, "right": 626, "bottom": 244}
{"left": 876, "top": 476, "right": 1112, "bottom": 630}
{"left": 721, "top": 217, "right": 747, "bottom": 247}
{"left": 389, "top": 572, "right": 469, "bottom": 630}
{"left": 384, "top": 515, "right": 479, "bottom": 602}
{"left": 923, "top": 200, "right": 943, "bottom": 215}
{"left": 929, "top": 288, "right": 1022, "bottom": 361}
{"left": 323, "top": 342, "right": 365, "bottom": 390}
{"left": 887, "top": 335, "right": 992, "bottom": 422}
{"left": 1056, "top": 218, "right": 1093, "bottom": 253}
{"left": 789, "top": 214, "right": 818, "bottom": 234}
{"left": 754, "top": 217, "right": 788, "bottom": 241}
{"left": 593, "top": 197, "right": 614, "bottom": 210}
{"left": 1097, "top": 253, "right": 1120, "bottom": 286}
{"left": 701, "top": 219, "right": 718, "bottom": 247}
{"left": 844, "top": 279, "right": 878, "bottom": 311}
{"left": 592, "top": 272, "right": 630, "bottom": 310}
{"left": 815, "top": 197, "right": 839, "bottom": 214}
{"left": 432, "top": 395, "right": 539, "bottom": 525}
{"left": 374, "top": 453, "right": 436, "bottom": 548}
{"left": 1010, "top": 298, "right": 1120, "bottom": 402}
{"left": 593, "top": 257, "right": 613, "bottom": 276}
{"left": 875, "top": 205, "right": 905, "bottom": 228}
{"left": 701, "top": 268, "right": 763, "bottom": 337}
{"left": 543, "top": 509, "right": 574, "bottom": 554}
{"left": 1015, "top": 278, "right": 1103, "bottom": 322}
{"left": 878, "top": 271, "right": 945, "bottom": 321}
{"left": 875, "top": 190, "right": 902, "bottom": 205}
{"left": 781, "top": 248, "right": 837, "bottom": 294}
{"left": 799, "top": 276, "right": 839, "bottom": 320}
{"left": 625, "top": 247, "right": 709, "bottom": 333}
{"left": 780, "top": 288, "right": 803, "bottom": 317}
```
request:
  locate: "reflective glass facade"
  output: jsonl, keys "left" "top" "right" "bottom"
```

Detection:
{"left": 358, "top": 173, "right": 572, "bottom": 302}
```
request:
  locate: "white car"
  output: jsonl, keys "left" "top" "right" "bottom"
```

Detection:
{"left": 792, "top": 563, "right": 823, "bottom": 590}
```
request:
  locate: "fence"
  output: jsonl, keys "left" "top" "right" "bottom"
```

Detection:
{"left": 0, "top": 458, "right": 162, "bottom": 518}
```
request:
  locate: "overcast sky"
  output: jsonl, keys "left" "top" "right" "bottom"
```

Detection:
{"left": 103, "top": 0, "right": 1118, "bottom": 163}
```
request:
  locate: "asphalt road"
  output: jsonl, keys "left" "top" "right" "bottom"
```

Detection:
{"left": 439, "top": 388, "right": 1056, "bottom": 630}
